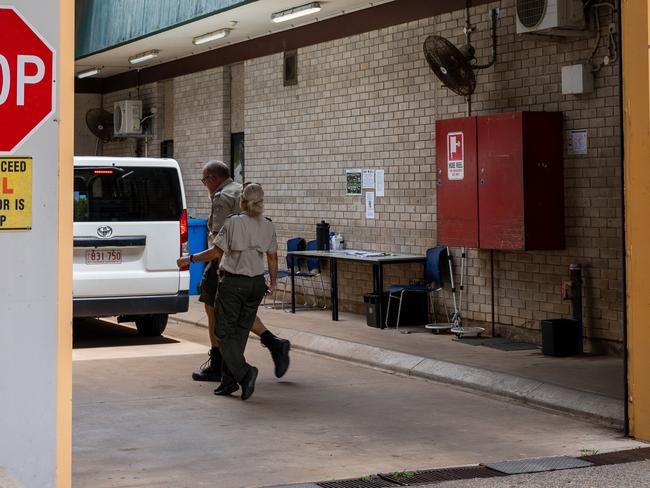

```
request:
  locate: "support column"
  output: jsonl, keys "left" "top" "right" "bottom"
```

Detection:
{"left": 621, "top": 0, "right": 650, "bottom": 441}
{"left": 0, "top": 1, "right": 73, "bottom": 486}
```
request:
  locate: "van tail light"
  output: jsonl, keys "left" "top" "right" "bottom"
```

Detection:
{"left": 179, "top": 209, "right": 189, "bottom": 271}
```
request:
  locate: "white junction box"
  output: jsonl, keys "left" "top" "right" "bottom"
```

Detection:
{"left": 561, "top": 64, "right": 594, "bottom": 95}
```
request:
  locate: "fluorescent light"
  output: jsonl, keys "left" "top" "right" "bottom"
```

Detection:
{"left": 128, "top": 50, "right": 159, "bottom": 65}
{"left": 271, "top": 2, "right": 321, "bottom": 23}
{"left": 77, "top": 67, "right": 100, "bottom": 79}
{"left": 193, "top": 28, "right": 230, "bottom": 45}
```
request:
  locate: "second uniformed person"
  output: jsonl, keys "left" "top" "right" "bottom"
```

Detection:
{"left": 192, "top": 160, "right": 289, "bottom": 384}
{"left": 179, "top": 183, "right": 278, "bottom": 401}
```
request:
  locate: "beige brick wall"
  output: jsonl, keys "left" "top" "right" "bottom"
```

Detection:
{"left": 243, "top": 1, "right": 622, "bottom": 353}
{"left": 173, "top": 66, "right": 230, "bottom": 219}
{"left": 90, "top": 0, "right": 623, "bottom": 353}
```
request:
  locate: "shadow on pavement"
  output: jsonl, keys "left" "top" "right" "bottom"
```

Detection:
{"left": 72, "top": 318, "right": 179, "bottom": 349}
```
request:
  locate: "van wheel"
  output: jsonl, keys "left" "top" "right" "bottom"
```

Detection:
{"left": 135, "top": 314, "right": 168, "bottom": 336}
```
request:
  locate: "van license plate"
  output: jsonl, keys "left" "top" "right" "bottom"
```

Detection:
{"left": 86, "top": 249, "right": 122, "bottom": 264}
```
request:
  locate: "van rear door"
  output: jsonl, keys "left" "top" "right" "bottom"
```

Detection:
{"left": 73, "top": 164, "right": 184, "bottom": 298}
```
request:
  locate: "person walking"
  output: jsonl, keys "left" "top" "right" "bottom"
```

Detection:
{"left": 192, "top": 160, "right": 289, "bottom": 383}
{"left": 178, "top": 183, "right": 277, "bottom": 400}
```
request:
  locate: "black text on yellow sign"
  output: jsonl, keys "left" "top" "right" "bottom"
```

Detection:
{"left": 0, "top": 158, "right": 31, "bottom": 230}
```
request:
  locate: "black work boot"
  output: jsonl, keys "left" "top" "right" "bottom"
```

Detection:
{"left": 192, "top": 347, "right": 223, "bottom": 382}
{"left": 214, "top": 382, "right": 239, "bottom": 396}
{"left": 240, "top": 366, "right": 259, "bottom": 401}
{"left": 260, "top": 331, "right": 291, "bottom": 378}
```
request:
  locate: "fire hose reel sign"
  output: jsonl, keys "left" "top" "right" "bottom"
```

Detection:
{"left": 447, "top": 131, "right": 464, "bottom": 181}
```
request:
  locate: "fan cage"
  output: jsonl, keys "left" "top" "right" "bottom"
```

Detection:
{"left": 516, "top": 0, "right": 547, "bottom": 28}
{"left": 423, "top": 36, "right": 477, "bottom": 97}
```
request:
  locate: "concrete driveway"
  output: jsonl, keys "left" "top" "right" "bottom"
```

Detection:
{"left": 72, "top": 318, "right": 641, "bottom": 488}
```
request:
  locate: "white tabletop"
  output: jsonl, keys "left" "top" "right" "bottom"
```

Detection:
{"left": 287, "top": 249, "right": 425, "bottom": 263}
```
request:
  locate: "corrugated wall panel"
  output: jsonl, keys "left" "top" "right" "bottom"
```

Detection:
{"left": 76, "top": 0, "right": 254, "bottom": 58}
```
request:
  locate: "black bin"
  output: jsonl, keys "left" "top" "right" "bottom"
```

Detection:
{"left": 385, "top": 292, "right": 429, "bottom": 327}
{"left": 541, "top": 319, "right": 580, "bottom": 357}
{"left": 364, "top": 293, "right": 386, "bottom": 328}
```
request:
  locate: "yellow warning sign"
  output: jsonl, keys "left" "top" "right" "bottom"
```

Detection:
{"left": 0, "top": 158, "right": 31, "bottom": 230}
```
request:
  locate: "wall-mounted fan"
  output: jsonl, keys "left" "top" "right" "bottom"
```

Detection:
{"left": 423, "top": 8, "right": 498, "bottom": 99}
{"left": 85, "top": 108, "right": 114, "bottom": 143}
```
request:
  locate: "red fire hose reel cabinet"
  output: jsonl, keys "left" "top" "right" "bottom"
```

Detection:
{"left": 436, "top": 111, "right": 565, "bottom": 250}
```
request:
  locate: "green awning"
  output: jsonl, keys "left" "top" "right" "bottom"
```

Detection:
{"left": 76, "top": 0, "right": 256, "bottom": 59}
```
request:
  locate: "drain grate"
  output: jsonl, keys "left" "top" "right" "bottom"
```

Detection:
{"left": 485, "top": 456, "right": 593, "bottom": 475}
{"left": 278, "top": 448, "right": 650, "bottom": 488}
{"left": 580, "top": 447, "right": 650, "bottom": 466}
{"left": 380, "top": 466, "right": 505, "bottom": 485}
{"left": 318, "top": 475, "right": 400, "bottom": 488}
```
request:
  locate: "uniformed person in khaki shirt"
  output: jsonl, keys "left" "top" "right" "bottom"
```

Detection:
{"left": 192, "top": 161, "right": 289, "bottom": 385}
{"left": 179, "top": 183, "right": 278, "bottom": 400}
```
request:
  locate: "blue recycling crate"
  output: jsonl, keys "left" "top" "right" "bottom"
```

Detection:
{"left": 188, "top": 218, "right": 208, "bottom": 295}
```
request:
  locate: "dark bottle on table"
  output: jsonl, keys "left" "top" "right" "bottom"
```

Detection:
{"left": 316, "top": 220, "right": 330, "bottom": 250}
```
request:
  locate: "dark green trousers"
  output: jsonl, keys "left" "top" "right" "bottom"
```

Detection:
{"left": 214, "top": 274, "right": 267, "bottom": 383}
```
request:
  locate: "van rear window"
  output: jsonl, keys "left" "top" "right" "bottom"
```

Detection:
{"left": 74, "top": 167, "right": 182, "bottom": 222}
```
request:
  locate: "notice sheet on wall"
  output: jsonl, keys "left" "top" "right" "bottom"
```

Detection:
{"left": 567, "top": 129, "right": 588, "bottom": 155}
{"left": 362, "top": 169, "right": 375, "bottom": 189}
{"left": 365, "top": 191, "right": 375, "bottom": 219}
{"left": 346, "top": 169, "right": 362, "bottom": 195}
{"left": 375, "top": 170, "right": 384, "bottom": 197}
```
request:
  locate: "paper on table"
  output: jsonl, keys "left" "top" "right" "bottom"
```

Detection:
{"left": 376, "top": 169, "right": 384, "bottom": 196}
{"left": 365, "top": 191, "right": 375, "bottom": 219}
{"left": 362, "top": 169, "right": 375, "bottom": 189}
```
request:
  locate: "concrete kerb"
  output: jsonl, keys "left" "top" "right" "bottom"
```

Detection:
{"left": 172, "top": 317, "right": 624, "bottom": 428}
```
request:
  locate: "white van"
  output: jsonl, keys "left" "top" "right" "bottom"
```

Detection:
{"left": 73, "top": 157, "right": 190, "bottom": 336}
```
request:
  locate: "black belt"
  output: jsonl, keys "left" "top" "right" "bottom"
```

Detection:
{"left": 220, "top": 271, "right": 248, "bottom": 278}
{"left": 220, "top": 271, "right": 264, "bottom": 278}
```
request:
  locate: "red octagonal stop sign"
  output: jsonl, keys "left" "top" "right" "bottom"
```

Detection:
{"left": 0, "top": 7, "right": 55, "bottom": 153}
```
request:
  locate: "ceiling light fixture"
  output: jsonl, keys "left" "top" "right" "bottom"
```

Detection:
{"left": 128, "top": 49, "right": 160, "bottom": 65}
{"left": 77, "top": 67, "right": 101, "bottom": 79}
{"left": 271, "top": 2, "right": 321, "bottom": 23}
{"left": 192, "top": 28, "right": 230, "bottom": 46}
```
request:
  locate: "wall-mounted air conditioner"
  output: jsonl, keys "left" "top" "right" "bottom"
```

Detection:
{"left": 114, "top": 100, "right": 142, "bottom": 135}
{"left": 515, "top": 0, "right": 586, "bottom": 35}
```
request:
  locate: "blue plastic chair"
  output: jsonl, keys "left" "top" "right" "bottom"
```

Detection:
{"left": 293, "top": 240, "right": 327, "bottom": 309}
{"left": 385, "top": 247, "right": 449, "bottom": 330}
{"left": 265, "top": 237, "right": 305, "bottom": 309}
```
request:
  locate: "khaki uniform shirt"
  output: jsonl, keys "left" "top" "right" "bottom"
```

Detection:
{"left": 208, "top": 178, "right": 242, "bottom": 241}
{"left": 214, "top": 213, "right": 278, "bottom": 277}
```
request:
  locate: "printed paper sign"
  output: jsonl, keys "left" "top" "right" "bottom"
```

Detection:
{"left": 567, "top": 129, "right": 588, "bottom": 155}
{"left": 375, "top": 170, "right": 384, "bottom": 197}
{"left": 362, "top": 169, "right": 375, "bottom": 189}
{"left": 447, "top": 131, "right": 464, "bottom": 180}
{"left": 365, "top": 191, "right": 375, "bottom": 219}
{"left": 0, "top": 157, "right": 32, "bottom": 230}
{"left": 346, "top": 169, "right": 362, "bottom": 195}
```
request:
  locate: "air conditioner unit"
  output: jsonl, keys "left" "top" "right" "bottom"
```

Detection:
{"left": 114, "top": 100, "right": 142, "bottom": 135}
{"left": 516, "top": 0, "right": 586, "bottom": 35}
